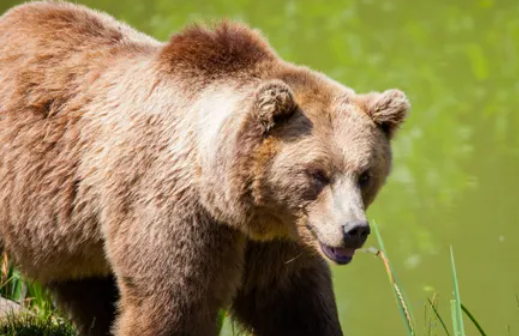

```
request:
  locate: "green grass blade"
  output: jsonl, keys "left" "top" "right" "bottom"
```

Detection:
{"left": 216, "top": 310, "right": 226, "bottom": 335}
{"left": 461, "top": 303, "right": 487, "bottom": 336}
{"left": 372, "top": 221, "right": 415, "bottom": 320}
{"left": 8, "top": 277, "right": 23, "bottom": 302}
{"left": 0, "top": 276, "right": 15, "bottom": 292}
{"left": 25, "top": 281, "right": 53, "bottom": 312}
{"left": 451, "top": 299, "right": 460, "bottom": 336}
{"left": 450, "top": 246, "right": 465, "bottom": 336}
{"left": 372, "top": 220, "right": 387, "bottom": 252}
{"left": 372, "top": 220, "right": 415, "bottom": 336}
{"left": 424, "top": 296, "right": 432, "bottom": 336}
{"left": 427, "top": 298, "right": 451, "bottom": 336}
{"left": 392, "top": 269, "right": 416, "bottom": 323}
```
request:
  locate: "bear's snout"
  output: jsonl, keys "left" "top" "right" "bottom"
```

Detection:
{"left": 342, "top": 220, "right": 370, "bottom": 248}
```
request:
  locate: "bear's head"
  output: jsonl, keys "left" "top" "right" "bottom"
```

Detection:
{"left": 244, "top": 76, "right": 409, "bottom": 264}
{"left": 167, "top": 23, "right": 410, "bottom": 264}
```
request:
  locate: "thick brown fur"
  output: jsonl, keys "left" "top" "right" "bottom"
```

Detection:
{"left": 0, "top": 2, "right": 410, "bottom": 336}
{"left": 160, "top": 21, "right": 277, "bottom": 77}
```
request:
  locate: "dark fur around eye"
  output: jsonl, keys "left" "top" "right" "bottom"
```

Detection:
{"left": 358, "top": 171, "right": 371, "bottom": 188}
{"left": 309, "top": 169, "right": 330, "bottom": 185}
{"left": 299, "top": 169, "right": 330, "bottom": 201}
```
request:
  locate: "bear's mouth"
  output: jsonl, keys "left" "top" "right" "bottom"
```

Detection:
{"left": 319, "top": 243, "right": 356, "bottom": 265}
{"left": 305, "top": 224, "right": 358, "bottom": 265}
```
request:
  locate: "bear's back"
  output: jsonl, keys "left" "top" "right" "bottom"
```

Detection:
{"left": 0, "top": 1, "right": 161, "bottom": 118}
{"left": 0, "top": 1, "right": 159, "bottom": 51}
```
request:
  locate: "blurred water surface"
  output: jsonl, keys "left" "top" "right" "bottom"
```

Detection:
{"left": 1, "top": 0, "right": 518, "bottom": 334}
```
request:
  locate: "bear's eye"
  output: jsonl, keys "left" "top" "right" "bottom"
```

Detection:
{"left": 358, "top": 171, "right": 371, "bottom": 188}
{"left": 309, "top": 169, "right": 330, "bottom": 186}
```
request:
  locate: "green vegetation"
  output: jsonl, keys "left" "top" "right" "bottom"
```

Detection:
{"left": 372, "top": 221, "right": 493, "bottom": 336}
{"left": 0, "top": 255, "right": 77, "bottom": 336}
{"left": 0, "top": 314, "right": 76, "bottom": 336}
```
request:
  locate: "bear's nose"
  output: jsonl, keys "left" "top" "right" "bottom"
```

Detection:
{"left": 342, "top": 220, "right": 370, "bottom": 247}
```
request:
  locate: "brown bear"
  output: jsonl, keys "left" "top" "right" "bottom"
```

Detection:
{"left": 0, "top": 2, "right": 410, "bottom": 336}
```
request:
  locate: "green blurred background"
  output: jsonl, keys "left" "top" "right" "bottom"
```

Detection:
{"left": 1, "top": 0, "right": 518, "bottom": 335}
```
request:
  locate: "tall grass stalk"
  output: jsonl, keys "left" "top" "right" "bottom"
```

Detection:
{"left": 450, "top": 300, "right": 460, "bottom": 336}
{"left": 460, "top": 304, "right": 487, "bottom": 336}
{"left": 449, "top": 246, "right": 465, "bottom": 336}
{"left": 427, "top": 298, "right": 451, "bottom": 336}
{"left": 371, "top": 221, "right": 415, "bottom": 336}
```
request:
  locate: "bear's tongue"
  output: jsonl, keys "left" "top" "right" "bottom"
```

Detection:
{"left": 320, "top": 244, "right": 356, "bottom": 265}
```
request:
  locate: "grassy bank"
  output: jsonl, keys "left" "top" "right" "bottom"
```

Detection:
{"left": 0, "top": 313, "right": 76, "bottom": 336}
{"left": 0, "top": 255, "right": 77, "bottom": 336}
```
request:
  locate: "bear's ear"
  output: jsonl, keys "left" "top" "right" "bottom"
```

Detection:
{"left": 358, "top": 89, "right": 410, "bottom": 138}
{"left": 253, "top": 80, "right": 297, "bottom": 134}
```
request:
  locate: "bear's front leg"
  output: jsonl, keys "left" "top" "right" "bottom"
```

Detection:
{"left": 232, "top": 240, "right": 343, "bottom": 336}
{"left": 105, "top": 206, "right": 245, "bottom": 336}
